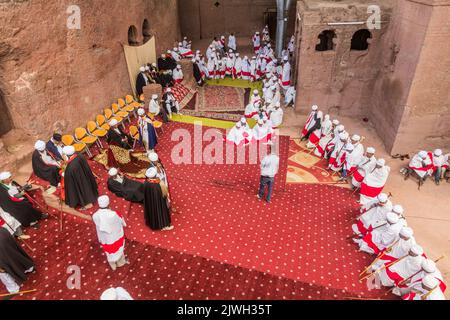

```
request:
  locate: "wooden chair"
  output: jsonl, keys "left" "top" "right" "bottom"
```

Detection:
{"left": 129, "top": 125, "right": 140, "bottom": 149}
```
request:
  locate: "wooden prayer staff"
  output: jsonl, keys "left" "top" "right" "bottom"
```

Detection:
{"left": 0, "top": 289, "right": 37, "bottom": 298}
{"left": 360, "top": 254, "right": 408, "bottom": 282}
{"left": 343, "top": 297, "right": 380, "bottom": 300}
{"left": 359, "top": 239, "right": 400, "bottom": 277}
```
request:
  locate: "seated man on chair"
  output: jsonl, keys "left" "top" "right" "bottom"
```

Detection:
{"left": 107, "top": 120, "right": 133, "bottom": 150}
{"left": 46, "top": 133, "right": 64, "bottom": 161}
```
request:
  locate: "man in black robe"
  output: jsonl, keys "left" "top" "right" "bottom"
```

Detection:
{"left": 0, "top": 172, "right": 47, "bottom": 227}
{"left": 192, "top": 58, "right": 204, "bottom": 86}
{"left": 157, "top": 54, "right": 176, "bottom": 88}
{"left": 46, "top": 133, "right": 64, "bottom": 161}
{"left": 32, "top": 140, "right": 61, "bottom": 189}
{"left": 136, "top": 66, "right": 150, "bottom": 96}
{"left": 301, "top": 112, "right": 322, "bottom": 141}
{"left": 0, "top": 228, "right": 35, "bottom": 293}
{"left": 106, "top": 119, "right": 133, "bottom": 150}
{"left": 147, "top": 62, "right": 161, "bottom": 84}
{"left": 62, "top": 146, "right": 98, "bottom": 210}
{"left": 107, "top": 168, "right": 144, "bottom": 203}
{"left": 143, "top": 168, "right": 173, "bottom": 231}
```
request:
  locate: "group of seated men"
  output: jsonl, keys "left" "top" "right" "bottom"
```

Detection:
{"left": 351, "top": 193, "right": 446, "bottom": 300}
{"left": 301, "top": 105, "right": 390, "bottom": 205}
{"left": 403, "top": 150, "right": 449, "bottom": 186}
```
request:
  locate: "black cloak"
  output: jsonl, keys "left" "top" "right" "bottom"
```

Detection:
{"left": 31, "top": 150, "right": 61, "bottom": 187}
{"left": 0, "top": 186, "right": 43, "bottom": 227}
{"left": 143, "top": 181, "right": 171, "bottom": 230}
{"left": 0, "top": 228, "right": 35, "bottom": 284}
{"left": 107, "top": 127, "right": 133, "bottom": 149}
{"left": 107, "top": 177, "right": 144, "bottom": 203}
{"left": 193, "top": 62, "right": 202, "bottom": 83}
{"left": 64, "top": 155, "right": 99, "bottom": 208}
{"left": 136, "top": 72, "right": 148, "bottom": 96}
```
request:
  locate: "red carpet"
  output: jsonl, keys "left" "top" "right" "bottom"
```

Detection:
{"left": 15, "top": 122, "right": 391, "bottom": 300}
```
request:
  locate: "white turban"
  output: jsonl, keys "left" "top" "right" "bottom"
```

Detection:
{"left": 109, "top": 119, "right": 119, "bottom": 127}
{"left": 100, "top": 288, "right": 118, "bottom": 300}
{"left": 145, "top": 66, "right": 150, "bottom": 71}
{"left": 108, "top": 168, "right": 118, "bottom": 177}
{"left": 166, "top": 88, "right": 172, "bottom": 93}
{"left": 393, "top": 205, "right": 404, "bottom": 215}
{"left": 137, "top": 108, "right": 145, "bottom": 116}
{"left": 339, "top": 132, "right": 348, "bottom": 140}
{"left": 418, "top": 151, "right": 428, "bottom": 159}
{"left": 366, "top": 147, "right": 375, "bottom": 154}
{"left": 386, "top": 212, "right": 399, "bottom": 224}
{"left": 253, "top": 89, "right": 259, "bottom": 95}
{"left": 139, "top": 67, "right": 145, "bottom": 72}
{"left": 311, "top": 105, "right": 318, "bottom": 111}
{"left": 332, "top": 120, "right": 339, "bottom": 125}
{"left": 422, "top": 275, "right": 439, "bottom": 289}
{"left": 63, "top": 146, "right": 75, "bottom": 156}
{"left": 145, "top": 167, "right": 157, "bottom": 179}
{"left": 400, "top": 227, "right": 413, "bottom": 239}
{"left": 337, "top": 125, "right": 345, "bottom": 132}
{"left": 34, "top": 140, "right": 46, "bottom": 151}
{"left": 351, "top": 134, "right": 361, "bottom": 141}
{"left": 240, "top": 118, "right": 247, "bottom": 124}
{"left": 152, "top": 94, "right": 158, "bottom": 100}
{"left": 421, "top": 259, "right": 437, "bottom": 274}
{"left": 377, "top": 193, "right": 388, "bottom": 203}
{"left": 98, "top": 195, "right": 110, "bottom": 209}
{"left": 0, "top": 171, "right": 12, "bottom": 181}
{"left": 283, "top": 56, "right": 289, "bottom": 61}
{"left": 345, "top": 144, "right": 354, "bottom": 151}
{"left": 148, "top": 152, "right": 158, "bottom": 162}
{"left": 410, "top": 244, "right": 424, "bottom": 256}
{"left": 257, "top": 119, "right": 263, "bottom": 125}
{"left": 376, "top": 158, "right": 386, "bottom": 166}
{"left": 434, "top": 149, "right": 443, "bottom": 156}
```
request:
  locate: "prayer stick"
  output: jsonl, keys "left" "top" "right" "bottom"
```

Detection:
{"left": 0, "top": 289, "right": 37, "bottom": 298}
{"left": 359, "top": 240, "right": 399, "bottom": 277}
{"left": 360, "top": 254, "right": 408, "bottom": 282}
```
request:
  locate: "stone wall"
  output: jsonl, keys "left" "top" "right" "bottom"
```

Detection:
{"left": 0, "top": 0, "right": 180, "bottom": 140}
{"left": 178, "top": 0, "right": 296, "bottom": 40}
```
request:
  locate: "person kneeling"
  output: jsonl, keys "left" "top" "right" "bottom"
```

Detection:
{"left": 107, "top": 168, "right": 144, "bottom": 203}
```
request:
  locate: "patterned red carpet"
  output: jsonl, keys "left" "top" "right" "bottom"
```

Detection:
{"left": 10, "top": 122, "right": 390, "bottom": 300}
{"left": 196, "top": 85, "right": 245, "bottom": 112}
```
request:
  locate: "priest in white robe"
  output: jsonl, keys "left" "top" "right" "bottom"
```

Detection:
{"left": 360, "top": 159, "right": 390, "bottom": 205}
{"left": 92, "top": 195, "right": 127, "bottom": 271}
{"left": 280, "top": 56, "right": 291, "bottom": 90}
{"left": 228, "top": 33, "right": 237, "bottom": 51}
{"left": 402, "top": 275, "right": 446, "bottom": 300}
{"left": 314, "top": 119, "right": 339, "bottom": 157}
{"left": 252, "top": 32, "right": 261, "bottom": 54}
{"left": 269, "top": 103, "right": 284, "bottom": 128}
{"left": 301, "top": 105, "right": 319, "bottom": 138}
{"left": 408, "top": 151, "right": 433, "bottom": 180}
{"left": 306, "top": 112, "right": 325, "bottom": 149}
{"left": 351, "top": 147, "right": 377, "bottom": 188}
{"left": 353, "top": 193, "right": 393, "bottom": 235}
{"left": 148, "top": 94, "right": 160, "bottom": 116}
{"left": 252, "top": 119, "right": 272, "bottom": 143}
{"left": 431, "top": 149, "right": 448, "bottom": 185}
{"left": 172, "top": 65, "right": 184, "bottom": 84}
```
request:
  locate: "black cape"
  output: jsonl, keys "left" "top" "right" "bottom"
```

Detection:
{"left": 157, "top": 57, "right": 177, "bottom": 71}
{"left": 107, "top": 128, "right": 132, "bottom": 149}
{"left": 136, "top": 72, "right": 148, "bottom": 96}
{"left": 143, "top": 181, "right": 171, "bottom": 230}
{"left": 0, "top": 228, "right": 35, "bottom": 284}
{"left": 64, "top": 155, "right": 99, "bottom": 208}
{"left": 107, "top": 177, "right": 144, "bottom": 203}
{"left": 32, "top": 150, "right": 61, "bottom": 187}
{"left": 0, "top": 185, "right": 43, "bottom": 227}
{"left": 193, "top": 62, "right": 202, "bottom": 83}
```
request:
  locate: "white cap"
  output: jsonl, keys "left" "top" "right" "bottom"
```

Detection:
{"left": 34, "top": 140, "right": 46, "bottom": 151}
{"left": 139, "top": 67, "right": 145, "bottom": 72}
{"left": 434, "top": 149, "right": 443, "bottom": 156}
{"left": 351, "top": 134, "right": 361, "bottom": 141}
{"left": 257, "top": 119, "right": 263, "bottom": 125}
{"left": 366, "top": 147, "right": 375, "bottom": 154}
{"left": 422, "top": 275, "right": 439, "bottom": 289}
{"left": 166, "top": 88, "right": 172, "bottom": 93}
{"left": 253, "top": 89, "right": 259, "bottom": 95}
{"left": 410, "top": 244, "right": 424, "bottom": 256}
{"left": 152, "top": 94, "right": 158, "bottom": 100}
{"left": 312, "top": 105, "right": 318, "bottom": 111}
{"left": 98, "top": 195, "right": 110, "bottom": 209}
{"left": 177, "top": 65, "right": 182, "bottom": 69}
{"left": 108, "top": 168, "right": 118, "bottom": 176}
{"left": 0, "top": 172, "right": 12, "bottom": 181}
{"left": 109, "top": 119, "right": 119, "bottom": 127}
{"left": 376, "top": 158, "right": 386, "bottom": 166}
{"left": 63, "top": 146, "right": 75, "bottom": 156}
{"left": 148, "top": 152, "right": 158, "bottom": 162}
{"left": 332, "top": 120, "right": 339, "bottom": 125}
{"left": 145, "top": 66, "right": 150, "bottom": 71}
{"left": 100, "top": 288, "right": 117, "bottom": 300}
{"left": 421, "top": 259, "right": 437, "bottom": 273}
{"left": 235, "top": 53, "right": 240, "bottom": 56}
{"left": 173, "top": 47, "right": 178, "bottom": 51}
{"left": 386, "top": 212, "right": 399, "bottom": 224}
{"left": 145, "top": 167, "right": 157, "bottom": 178}
{"left": 345, "top": 144, "right": 354, "bottom": 151}
{"left": 240, "top": 118, "right": 247, "bottom": 124}
{"left": 283, "top": 56, "right": 289, "bottom": 61}
{"left": 377, "top": 193, "right": 388, "bottom": 203}
{"left": 339, "top": 132, "right": 348, "bottom": 140}
{"left": 393, "top": 205, "right": 404, "bottom": 215}
{"left": 137, "top": 108, "right": 145, "bottom": 116}
{"left": 400, "top": 227, "right": 413, "bottom": 238}
{"left": 337, "top": 125, "right": 345, "bottom": 132}
{"left": 236, "top": 122, "right": 242, "bottom": 128}
{"left": 419, "top": 151, "right": 428, "bottom": 159}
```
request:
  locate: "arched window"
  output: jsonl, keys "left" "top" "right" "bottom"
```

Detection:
{"left": 0, "top": 91, "right": 13, "bottom": 137}
{"left": 315, "top": 30, "right": 336, "bottom": 51}
{"left": 351, "top": 29, "right": 372, "bottom": 51}
{"left": 142, "top": 19, "right": 151, "bottom": 43}
{"left": 128, "top": 25, "right": 139, "bottom": 46}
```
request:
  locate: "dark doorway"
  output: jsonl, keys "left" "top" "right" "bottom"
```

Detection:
{"left": 0, "top": 91, "right": 13, "bottom": 137}
{"left": 351, "top": 29, "right": 372, "bottom": 51}
{"left": 142, "top": 19, "right": 151, "bottom": 43}
{"left": 264, "top": 9, "right": 277, "bottom": 41}
{"left": 128, "top": 25, "right": 139, "bottom": 46}
{"left": 315, "top": 30, "right": 336, "bottom": 51}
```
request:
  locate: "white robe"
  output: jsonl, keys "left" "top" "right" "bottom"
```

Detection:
{"left": 358, "top": 221, "right": 403, "bottom": 254}
{"left": 241, "top": 59, "right": 250, "bottom": 80}
{"left": 0, "top": 272, "right": 20, "bottom": 294}
{"left": 280, "top": 62, "right": 291, "bottom": 89}
{"left": 228, "top": 35, "right": 236, "bottom": 51}
{"left": 252, "top": 124, "right": 272, "bottom": 141}
{"left": 270, "top": 108, "right": 284, "bottom": 128}
{"left": 351, "top": 156, "right": 377, "bottom": 188}
{"left": 353, "top": 199, "right": 393, "bottom": 234}
{"left": 226, "top": 126, "right": 250, "bottom": 146}
{"left": 372, "top": 237, "right": 417, "bottom": 271}
{"left": 409, "top": 153, "right": 433, "bottom": 178}
{"left": 0, "top": 207, "right": 21, "bottom": 235}
{"left": 93, "top": 209, "right": 126, "bottom": 263}
{"left": 360, "top": 166, "right": 391, "bottom": 205}
{"left": 172, "top": 68, "right": 184, "bottom": 82}
{"left": 148, "top": 99, "right": 160, "bottom": 115}
{"left": 378, "top": 255, "right": 425, "bottom": 287}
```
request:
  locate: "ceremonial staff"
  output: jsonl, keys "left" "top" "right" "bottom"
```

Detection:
{"left": 359, "top": 239, "right": 400, "bottom": 277}
{"left": 0, "top": 289, "right": 37, "bottom": 298}
{"left": 360, "top": 253, "right": 408, "bottom": 282}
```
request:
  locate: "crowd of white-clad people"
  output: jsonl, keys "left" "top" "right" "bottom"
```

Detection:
{"left": 300, "top": 106, "right": 447, "bottom": 300}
